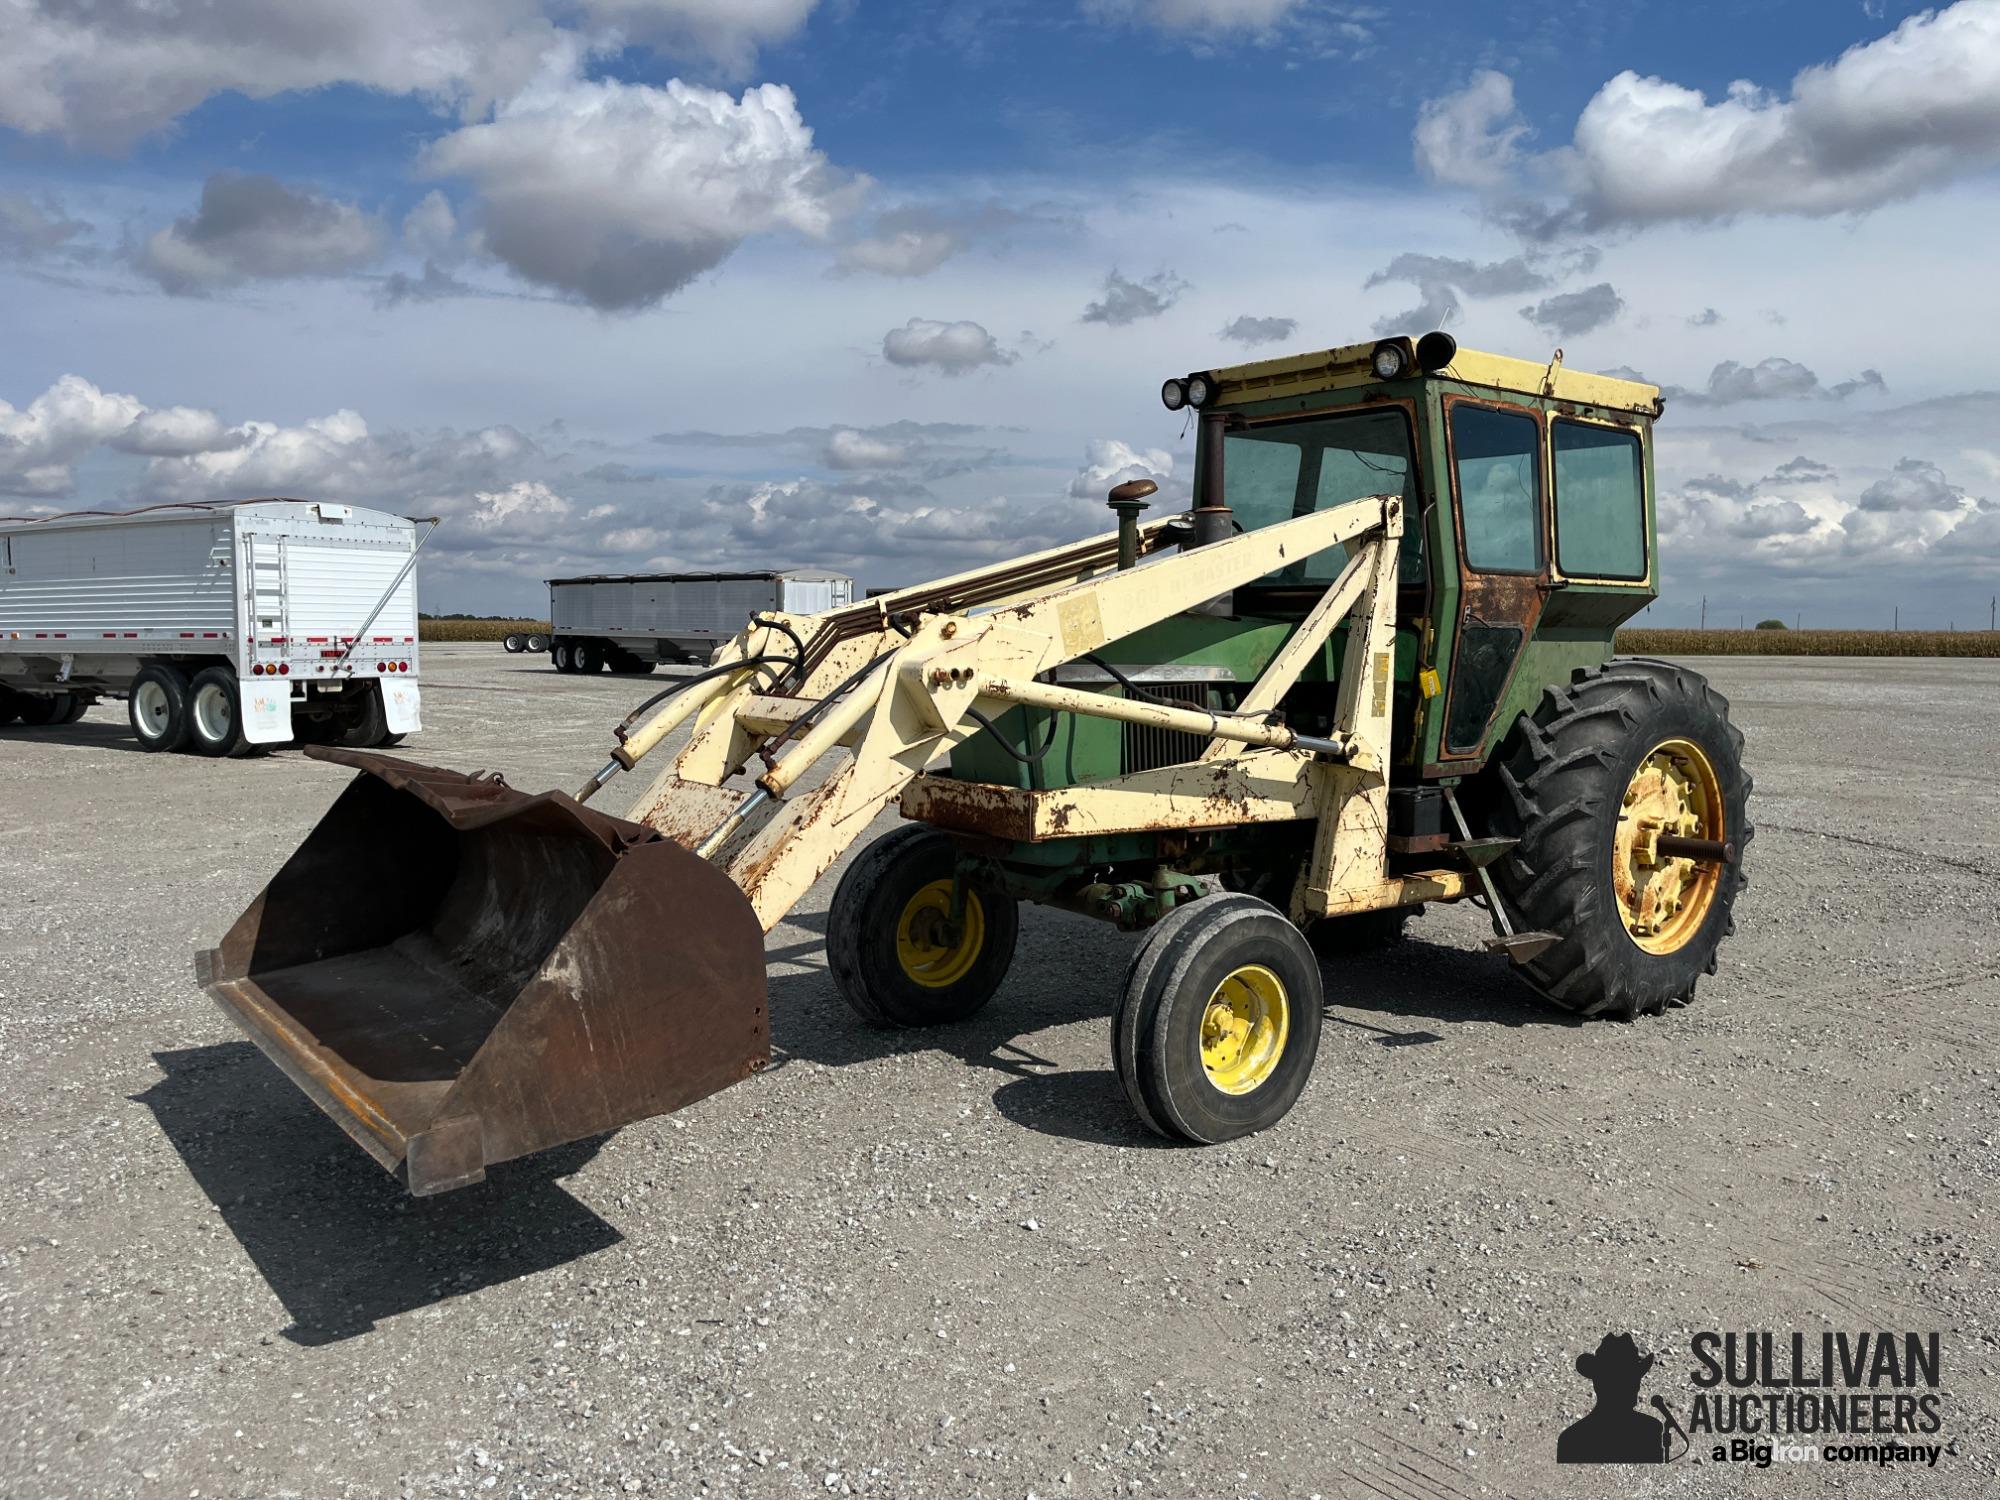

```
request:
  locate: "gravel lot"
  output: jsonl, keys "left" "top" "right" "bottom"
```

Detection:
{"left": 2, "top": 647, "right": 1995, "bottom": 1499}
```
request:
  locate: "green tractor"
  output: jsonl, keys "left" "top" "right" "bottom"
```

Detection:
{"left": 202, "top": 332, "right": 1752, "bottom": 1194}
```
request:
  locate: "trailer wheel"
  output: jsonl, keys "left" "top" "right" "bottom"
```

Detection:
{"left": 340, "top": 683, "right": 391, "bottom": 748}
{"left": 526, "top": 633, "right": 549, "bottom": 654}
{"left": 1112, "top": 892, "right": 1323, "bottom": 1144}
{"left": 11, "top": 694, "right": 68, "bottom": 727}
{"left": 503, "top": 633, "right": 526, "bottom": 654}
{"left": 828, "top": 824, "right": 1019, "bottom": 1027}
{"left": 187, "top": 666, "right": 246, "bottom": 756}
{"left": 572, "top": 640, "right": 603, "bottom": 674}
{"left": 0, "top": 688, "right": 19, "bottom": 727}
{"left": 52, "top": 692, "right": 89, "bottom": 725}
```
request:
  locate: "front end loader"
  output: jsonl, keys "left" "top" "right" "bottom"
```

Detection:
{"left": 199, "top": 332, "right": 1751, "bottom": 1193}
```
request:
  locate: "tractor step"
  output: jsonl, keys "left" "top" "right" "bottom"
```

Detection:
{"left": 1448, "top": 835, "right": 1517, "bottom": 868}
{"left": 1482, "top": 931, "right": 1561, "bottom": 964}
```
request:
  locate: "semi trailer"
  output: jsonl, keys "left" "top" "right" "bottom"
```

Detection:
{"left": 525, "top": 569, "right": 856, "bottom": 672}
{"left": 0, "top": 499, "right": 428, "bottom": 754}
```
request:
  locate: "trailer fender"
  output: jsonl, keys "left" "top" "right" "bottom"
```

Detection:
{"left": 240, "top": 677, "right": 294, "bottom": 745}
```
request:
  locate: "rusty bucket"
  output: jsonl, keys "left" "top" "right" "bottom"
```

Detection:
{"left": 197, "top": 748, "right": 768, "bottom": 1194}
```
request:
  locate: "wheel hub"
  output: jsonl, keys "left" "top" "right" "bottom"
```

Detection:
{"left": 1199, "top": 964, "right": 1289, "bottom": 1095}
{"left": 1613, "top": 738, "right": 1724, "bottom": 954}
{"left": 894, "top": 880, "right": 986, "bottom": 989}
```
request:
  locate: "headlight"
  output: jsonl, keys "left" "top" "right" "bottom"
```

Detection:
{"left": 1185, "top": 372, "right": 1216, "bottom": 409}
{"left": 1371, "top": 342, "right": 1409, "bottom": 380}
{"left": 1161, "top": 378, "right": 1188, "bottom": 411}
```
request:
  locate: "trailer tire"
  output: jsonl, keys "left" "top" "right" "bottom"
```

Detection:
{"left": 551, "top": 641, "right": 572, "bottom": 672}
{"left": 1486, "top": 658, "right": 1752, "bottom": 1019}
{"left": 1112, "top": 892, "right": 1323, "bottom": 1144}
{"left": 11, "top": 694, "right": 68, "bottom": 728}
{"left": 828, "top": 824, "right": 1019, "bottom": 1027}
{"left": 52, "top": 692, "right": 89, "bottom": 725}
{"left": 187, "top": 666, "right": 246, "bottom": 756}
{"left": 0, "top": 688, "right": 19, "bottom": 727}
{"left": 526, "top": 633, "right": 549, "bottom": 654}
{"left": 340, "top": 684, "right": 391, "bottom": 748}
{"left": 503, "top": 633, "right": 526, "bottom": 653}
{"left": 128, "top": 665, "right": 193, "bottom": 751}
{"left": 572, "top": 640, "right": 603, "bottom": 674}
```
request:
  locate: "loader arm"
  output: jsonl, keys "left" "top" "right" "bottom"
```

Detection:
{"left": 616, "top": 494, "right": 1405, "bottom": 931}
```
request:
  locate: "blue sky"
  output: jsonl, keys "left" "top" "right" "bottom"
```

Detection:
{"left": 3, "top": 0, "right": 1998, "bottom": 627}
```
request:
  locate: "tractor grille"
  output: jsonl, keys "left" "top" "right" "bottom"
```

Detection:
{"left": 1120, "top": 686, "right": 1240, "bottom": 773}
{"left": 1122, "top": 710, "right": 1206, "bottom": 773}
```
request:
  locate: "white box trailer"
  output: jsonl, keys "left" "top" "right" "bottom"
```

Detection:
{"left": 538, "top": 569, "right": 855, "bottom": 674}
{"left": 0, "top": 499, "right": 430, "bottom": 754}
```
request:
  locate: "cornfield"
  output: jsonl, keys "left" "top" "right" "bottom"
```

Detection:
{"left": 419, "top": 617, "right": 549, "bottom": 642}
{"left": 1616, "top": 629, "right": 2000, "bottom": 658}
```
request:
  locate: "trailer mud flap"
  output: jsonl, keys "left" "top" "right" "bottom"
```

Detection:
{"left": 197, "top": 747, "right": 768, "bottom": 1194}
{"left": 382, "top": 678, "right": 421, "bottom": 734}
{"left": 239, "top": 678, "right": 293, "bottom": 745}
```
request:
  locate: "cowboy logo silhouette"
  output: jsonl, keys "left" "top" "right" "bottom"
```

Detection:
{"left": 1558, "top": 1333, "right": 1671, "bottom": 1464}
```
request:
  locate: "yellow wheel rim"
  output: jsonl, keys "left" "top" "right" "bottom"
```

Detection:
{"left": 1199, "top": 964, "right": 1289, "bottom": 1095}
{"left": 894, "top": 880, "right": 986, "bottom": 989}
{"left": 1614, "top": 737, "right": 1725, "bottom": 954}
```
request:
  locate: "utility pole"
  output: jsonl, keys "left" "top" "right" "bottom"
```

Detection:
{"left": 1991, "top": 595, "right": 1995, "bottom": 631}
{"left": 1894, "top": 605, "right": 1899, "bottom": 632}
{"left": 1795, "top": 610, "right": 1801, "bottom": 630}
{"left": 1700, "top": 595, "right": 1707, "bottom": 630}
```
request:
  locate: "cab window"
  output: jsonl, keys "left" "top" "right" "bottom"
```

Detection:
{"left": 1221, "top": 408, "right": 1414, "bottom": 584}
{"left": 1451, "top": 405, "right": 1542, "bottom": 573}
{"left": 1552, "top": 419, "right": 1647, "bottom": 579}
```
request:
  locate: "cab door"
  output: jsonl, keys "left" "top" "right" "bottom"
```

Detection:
{"left": 1435, "top": 396, "right": 1550, "bottom": 763}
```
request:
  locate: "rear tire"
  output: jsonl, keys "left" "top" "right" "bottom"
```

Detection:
{"left": 1487, "top": 658, "right": 1752, "bottom": 1019}
{"left": 187, "top": 666, "right": 245, "bottom": 757}
{"left": 53, "top": 692, "right": 89, "bottom": 724}
{"left": 503, "top": 633, "right": 525, "bottom": 654}
{"left": 572, "top": 640, "right": 603, "bottom": 674}
{"left": 340, "top": 684, "right": 390, "bottom": 748}
{"left": 1112, "top": 892, "right": 1323, "bottom": 1143}
{"left": 0, "top": 688, "right": 19, "bottom": 727}
{"left": 526, "top": 632, "right": 549, "bottom": 654}
{"left": 12, "top": 694, "right": 67, "bottom": 727}
{"left": 828, "top": 824, "right": 1019, "bottom": 1027}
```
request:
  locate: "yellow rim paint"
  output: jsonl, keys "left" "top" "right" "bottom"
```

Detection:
{"left": 895, "top": 879, "right": 986, "bottom": 988}
{"left": 1199, "top": 964, "right": 1289, "bottom": 1095}
{"left": 1613, "top": 737, "right": 1725, "bottom": 954}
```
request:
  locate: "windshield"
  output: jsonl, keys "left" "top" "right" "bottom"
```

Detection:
{"left": 1214, "top": 407, "right": 1417, "bottom": 586}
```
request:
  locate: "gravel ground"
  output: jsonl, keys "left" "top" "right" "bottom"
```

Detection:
{"left": 1, "top": 647, "right": 1995, "bottom": 1499}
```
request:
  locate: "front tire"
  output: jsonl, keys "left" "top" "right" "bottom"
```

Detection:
{"left": 1488, "top": 658, "right": 1752, "bottom": 1019}
{"left": 1112, "top": 892, "right": 1324, "bottom": 1143}
{"left": 187, "top": 666, "right": 246, "bottom": 757}
{"left": 827, "top": 824, "right": 1019, "bottom": 1027}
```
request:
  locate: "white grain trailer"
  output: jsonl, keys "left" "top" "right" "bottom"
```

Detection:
{"left": 538, "top": 569, "right": 855, "bottom": 673}
{"left": 0, "top": 499, "right": 430, "bottom": 755}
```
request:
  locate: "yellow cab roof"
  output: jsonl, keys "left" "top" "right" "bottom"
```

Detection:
{"left": 1206, "top": 337, "right": 1662, "bottom": 416}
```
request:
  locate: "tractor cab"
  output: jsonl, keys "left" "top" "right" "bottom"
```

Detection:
{"left": 954, "top": 334, "right": 1664, "bottom": 794}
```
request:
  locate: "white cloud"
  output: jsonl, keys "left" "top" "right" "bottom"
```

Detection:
{"left": 1085, "top": 0, "right": 1307, "bottom": 34}
{"left": 402, "top": 192, "right": 461, "bottom": 260}
{"left": 824, "top": 429, "right": 914, "bottom": 469}
{"left": 1081, "top": 269, "right": 1188, "bottom": 326}
{"left": 119, "top": 406, "right": 241, "bottom": 457}
{"left": 466, "top": 478, "right": 575, "bottom": 537}
{"left": 1419, "top": 2, "right": 2000, "bottom": 234}
{"left": 1068, "top": 439, "right": 1174, "bottom": 500}
{"left": 0, "top": 192, "right": 88, "bottom": 260}
{"left": 0, "top": 0, "right": 561, "bottom": 150}
{"left": 137, "top": 174, "right": 385, "bottom": 294}
{"left": 1364, "top": 249, "right": 1556, "bottom": 334}
{"left": 574, "top": 0, "right": 818, "bottom": 73}
{"left": 1662, "top": 357, "right": 1887, "bottom": 407}
{"left": 881, "top": 318, "right": 1017, "bottom": 375}
{"left": 1218, "top": 315, "right": 1298, "bottom": 346}
{"left": 835, "top": 224, "right": 964, "bottom": 278}
{"left": 1518, "top": 282, "right": 1623, "bottom": 338}
{"left": 0, "top": 375, "right": 145, "bottom": 495}
{"left": 424, "top": 64, "right": 861, "bottom": 309}
{"left": 1413, "top": 70, "right": 1527, "bottom": 190}
{"left": 1572, "top": 2, "right": 2000, "bottom": 227}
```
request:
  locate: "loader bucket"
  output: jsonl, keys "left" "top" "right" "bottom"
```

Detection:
{"left": 196, "top": 748, "right": 768, "bottom": 1195}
